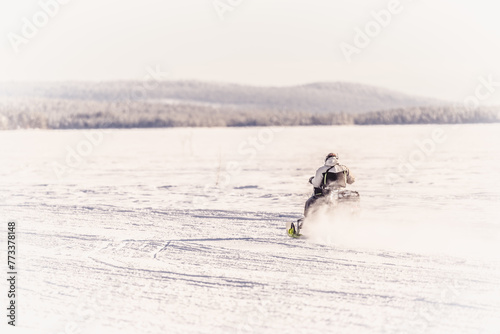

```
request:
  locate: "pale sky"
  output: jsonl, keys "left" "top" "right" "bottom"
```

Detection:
{"left": 1, "top": 0, "right": 500, "bottom": 104}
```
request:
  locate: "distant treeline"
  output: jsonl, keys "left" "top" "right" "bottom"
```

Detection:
{"left": 0, "top": 98, "right": 498, "bottom": 129}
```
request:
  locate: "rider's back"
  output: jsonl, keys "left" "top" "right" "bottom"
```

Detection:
{"left": 311, "top": 156, "right": 355, "bottom": 192}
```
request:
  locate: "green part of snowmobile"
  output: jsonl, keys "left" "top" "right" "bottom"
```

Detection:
{"left": 287, "top": 225, "right": 302, "bottom": 238}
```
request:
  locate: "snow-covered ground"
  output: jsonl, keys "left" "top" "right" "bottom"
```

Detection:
{"left": 1, "top": 124, "right": 500, "bottom": 334}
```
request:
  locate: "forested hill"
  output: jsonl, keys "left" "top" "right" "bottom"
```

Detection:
{"left": 0, "top": 81, "right": 439, "bottom": 114}
{"left": 0, "top": 81, "right": 498, "bottom": 129}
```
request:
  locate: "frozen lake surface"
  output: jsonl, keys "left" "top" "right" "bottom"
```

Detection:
{"left": 1, "top": 124, "right": 500, "bottom": 333}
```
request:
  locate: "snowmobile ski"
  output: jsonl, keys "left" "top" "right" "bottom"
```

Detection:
{"left": 286, "top": 221, "right": 302, "bottom": 238}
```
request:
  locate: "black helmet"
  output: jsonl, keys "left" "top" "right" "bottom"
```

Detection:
{"left": 325, "top": 153, "right": 339, "bottom": 162}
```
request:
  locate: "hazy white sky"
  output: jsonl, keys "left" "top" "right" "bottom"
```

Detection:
{"left": 1, "top": 0, "right": 500, "bottom": 103}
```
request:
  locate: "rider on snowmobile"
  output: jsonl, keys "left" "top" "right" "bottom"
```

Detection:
{"left": 304, "top": 152, "right": 355, "bottom": 217}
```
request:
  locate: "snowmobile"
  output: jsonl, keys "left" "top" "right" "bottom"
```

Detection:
{"left": 287, "top": 188, "right": 360, "bottom": 238}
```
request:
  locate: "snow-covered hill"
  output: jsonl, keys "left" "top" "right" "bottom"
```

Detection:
{"left": 0, "top": 81, "right": 440, "bottom": 114}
